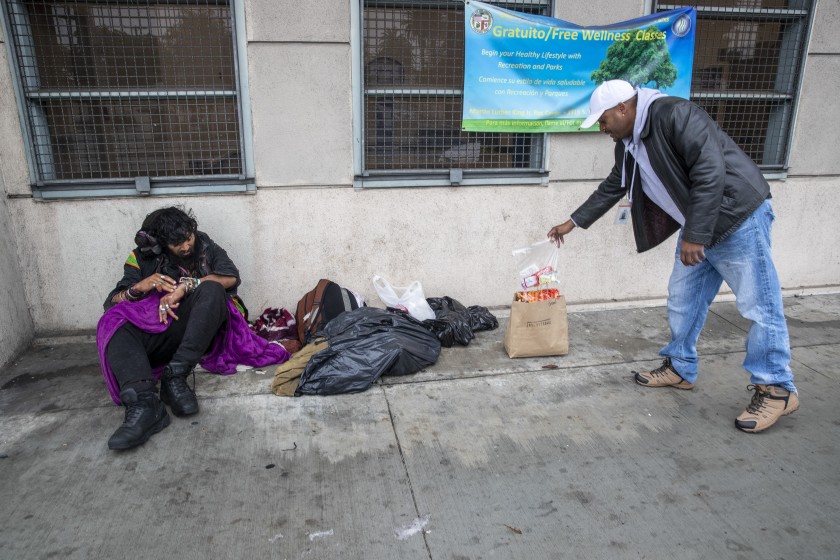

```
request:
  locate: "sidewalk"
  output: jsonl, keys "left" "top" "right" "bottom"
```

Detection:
{"left": 1, "top": 294, "right": 839, "bottom": 559}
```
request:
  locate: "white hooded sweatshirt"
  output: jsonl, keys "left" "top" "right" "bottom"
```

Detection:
{"left": 622, "top": 87, "right": 685, "bottom": 226}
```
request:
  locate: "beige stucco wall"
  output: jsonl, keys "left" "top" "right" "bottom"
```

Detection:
{"left": 0, "top": 182, "right": 34, "bottom": 366}
{"left": 0, "top": 0, "right": 837, "bottom": 337}
{"left": 0, "top": 38, "right": 34, "bottom": 365}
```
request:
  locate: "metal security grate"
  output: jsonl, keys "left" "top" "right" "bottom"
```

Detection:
{"left": 362, "top": 0, "right": 550, "bottom": 174}
{"left": 2, "top": 0, "right": 242, "bottom": 184}
{"left": 655, "top": 0, "right": 813, "bottom": 170}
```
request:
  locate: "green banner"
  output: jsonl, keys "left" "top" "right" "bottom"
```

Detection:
{"left": 463, "top": 2, "right": 696, "bottom": 133}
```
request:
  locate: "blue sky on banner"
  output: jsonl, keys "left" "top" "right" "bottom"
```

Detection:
{"left": 462, "top": 1, "right": 696, "bottom": 132}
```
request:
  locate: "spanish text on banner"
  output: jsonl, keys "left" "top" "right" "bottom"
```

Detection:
{"left": 462, "top": 2, "right": 696, "bottom": 133}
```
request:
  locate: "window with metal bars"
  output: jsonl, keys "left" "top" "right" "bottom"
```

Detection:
{"left": 1, "top": 0, "right": 252, "bottom": 198}
{"left": 358, "top": 0, "right": 551, "bottom": 187}
{"left": 654, "top": 0, "right": 812, "bottom": 171}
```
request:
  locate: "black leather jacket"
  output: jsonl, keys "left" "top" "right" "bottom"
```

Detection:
{"left": 571, "top": 97, "right": 770, "bottom": 253}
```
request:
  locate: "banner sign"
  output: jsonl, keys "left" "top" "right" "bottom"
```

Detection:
{"left": 462, "top": 2, "right": 696, "bottom": 133}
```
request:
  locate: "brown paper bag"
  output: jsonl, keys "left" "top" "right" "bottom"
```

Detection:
{"left": 503, "top": 295, "right": 569, "bottom": 358}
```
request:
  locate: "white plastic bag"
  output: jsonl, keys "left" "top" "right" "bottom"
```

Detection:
{"left": 511, "top": 239, "right": 560, "bottom": 290}
{"left": 372, "top": 275, "right": 436, "bottom": 321}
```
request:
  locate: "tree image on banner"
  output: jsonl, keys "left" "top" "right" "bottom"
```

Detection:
{"left": 591, "top": 26, "right": 678, "bottom": 88}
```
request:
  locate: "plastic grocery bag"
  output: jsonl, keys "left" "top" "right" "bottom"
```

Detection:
{"left": 372, "top": 275, "right": 436, "bottom": 321}
{"left": 511, "top": 239, "right": 559, "bottom": 290}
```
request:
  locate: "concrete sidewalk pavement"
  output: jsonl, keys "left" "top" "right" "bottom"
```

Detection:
{"left": 1, "top": 294, "right": 839, "bottom": 559}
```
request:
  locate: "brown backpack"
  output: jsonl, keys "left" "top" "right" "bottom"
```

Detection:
{"left": 295, "top": 279, "right": 361, "bottom": 344}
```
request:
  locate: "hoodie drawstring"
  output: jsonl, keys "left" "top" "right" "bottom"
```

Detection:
{"left": 620, "top": 148, "right": 637, "bottom": 203}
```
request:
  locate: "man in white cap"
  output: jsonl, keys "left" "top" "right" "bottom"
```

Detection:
{"left": 547, "top": 80, "right": 798, "bottom": 433}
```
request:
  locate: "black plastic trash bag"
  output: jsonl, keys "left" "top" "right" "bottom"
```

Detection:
{"left": 467, "top": 304, "right": 499, "bottom": 332}
{"left": 422, "top": 297, "right": 499, "bottom": 347}
{"left": 423, "top": 297, "right": 474, "bottom": 347}
{"left": 296, "top": 307, "right": 441, "bottom": 396}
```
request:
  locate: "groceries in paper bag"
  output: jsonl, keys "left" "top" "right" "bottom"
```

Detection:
{"left": 513, "top": 288, "right": 561, "bottom": 303}
{"left": 504, "top": 240, "right": 569, "bottom": 358}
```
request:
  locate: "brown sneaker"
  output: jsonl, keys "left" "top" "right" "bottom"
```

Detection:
{"left": 635, "top": 358, "right": 694, "bottom": 390}
{"left": 735, "top": 384, "right": 799, "bottom": 433}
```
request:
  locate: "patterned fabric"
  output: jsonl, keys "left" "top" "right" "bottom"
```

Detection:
{"left": 125, "top": 251, "right": 140, "bottom": 270}
{"left": 251, "top": 307, "right": 297, "bottom": 342}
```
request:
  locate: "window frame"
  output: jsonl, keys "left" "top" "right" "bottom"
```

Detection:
{"left": 653, "top": 1, "right": 814, "bottom": 178}
{"left": 0, "top": 0, "right": 255, "bottom": 200}
{"left": 352, "top": 0, "right": 551, "bottom": 189}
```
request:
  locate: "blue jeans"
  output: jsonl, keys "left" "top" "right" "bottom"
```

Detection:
{"left": 660, "top": 200, "right": 796, "bottom": 393}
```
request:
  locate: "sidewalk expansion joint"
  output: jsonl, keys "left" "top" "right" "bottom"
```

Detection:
{"left": 380, "top": 385, "right": 434, "bottom": 560}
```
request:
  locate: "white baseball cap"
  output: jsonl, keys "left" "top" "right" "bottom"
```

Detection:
{"left": 580, "top": 80, "right": 636, "bottom": 129}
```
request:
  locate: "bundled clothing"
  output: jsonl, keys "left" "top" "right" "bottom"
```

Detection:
{"left": 98, "top": 291, "right": 289, "bottom": 404}
{"left": 271, "top": 338, "right": 329, "bottom": 397}
{"left": 251, "top": 307, "right": 297, "bottom": 341}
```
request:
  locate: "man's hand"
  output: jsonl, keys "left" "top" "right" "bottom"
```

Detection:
{"left": 158, "top": 284, "right": 187, "bottom": 324}
{"left": 680, "top": 240, "right": 706, "bottom": 266}
{"left": 547, "top": 220, "right": 576, "bottom": 247}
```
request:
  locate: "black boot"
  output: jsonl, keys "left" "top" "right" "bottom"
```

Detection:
{"left": 108, "top": 387, "right": 171, "bottom": 450}
{"left": 160, "top": 363, "right": 199, "bottom": 417}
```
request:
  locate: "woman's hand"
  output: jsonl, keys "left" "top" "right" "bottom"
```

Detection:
{"left": 158, "top": 284, "right": 187, "bottom": 323}
{"left": 137, "top": 273, "right": 177, "bottom": 294}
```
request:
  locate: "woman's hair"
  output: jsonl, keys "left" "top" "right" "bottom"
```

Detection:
{"left": 141, "top": 206, "right": 198, "bottom": 247}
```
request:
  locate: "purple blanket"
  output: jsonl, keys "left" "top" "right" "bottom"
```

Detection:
{"left": 97, "top": 292, "right": 290, "bottom": 405}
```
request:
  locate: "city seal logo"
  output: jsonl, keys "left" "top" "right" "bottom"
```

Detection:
{"left": 672, "top": 14, "right": 691, "bottom": 37}
{"left": 470, "top": 9, "right": 492, "bottom": 34}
